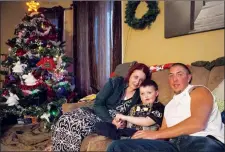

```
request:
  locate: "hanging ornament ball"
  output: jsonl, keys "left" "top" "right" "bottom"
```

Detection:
{"left": 57, "top": 87, "right": 67, "bottom": 97}
{"left": 49, "top": 105, "right": 59, "bottom": 117}
{"left": 53, "top": 57, "right": 57, "bottom": 61}
{"left": 57, "top": 87, "right": 66, "bottom": 96}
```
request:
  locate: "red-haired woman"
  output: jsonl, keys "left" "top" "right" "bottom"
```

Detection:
{"left": 52, "top": 63, "right": 151, "bottom": 152}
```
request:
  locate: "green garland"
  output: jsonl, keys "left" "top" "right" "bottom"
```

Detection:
{"left": 125, "top": 1, "right": 160, "bottom": 29}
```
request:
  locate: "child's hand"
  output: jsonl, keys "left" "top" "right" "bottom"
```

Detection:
{"left": 116, "top": 113, "right": 126, "bottom": 121}
{"left": 112, "top": 117, "right": 126, "bottom": 129}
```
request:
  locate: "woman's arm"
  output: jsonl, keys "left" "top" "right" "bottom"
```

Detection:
{"left": 93, "top": 78, "right": 114, "bottom": 122}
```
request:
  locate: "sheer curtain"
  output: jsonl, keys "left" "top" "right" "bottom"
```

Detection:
{"left": 73, "top": 1, "right": 121, "bottom": 97}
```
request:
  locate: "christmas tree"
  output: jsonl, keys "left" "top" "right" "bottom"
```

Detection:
{"left": 0, "top": 11, "right": 75, "bottom": 129}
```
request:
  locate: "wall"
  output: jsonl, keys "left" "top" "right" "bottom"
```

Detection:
{"left": 122, "top": 1, "right": 224, "bottom": 65}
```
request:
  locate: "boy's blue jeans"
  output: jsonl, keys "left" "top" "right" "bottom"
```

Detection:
{"left": 107, "top": 135, "right": 225, "bottom": 152}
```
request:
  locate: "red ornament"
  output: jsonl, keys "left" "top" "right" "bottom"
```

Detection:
{"left": 16, "top": 49, "right": 26, "bottom": 56}
{"left": 36, "top": 57, "right": 56, "bottom": 71}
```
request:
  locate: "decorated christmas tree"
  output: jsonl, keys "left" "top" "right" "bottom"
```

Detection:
{"left": 0, "top": 11, "right": 75, "bottom": 129}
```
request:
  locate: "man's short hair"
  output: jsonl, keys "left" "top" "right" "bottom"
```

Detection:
{"left": 170, "top": 63, "right": 191, "bottom": 74}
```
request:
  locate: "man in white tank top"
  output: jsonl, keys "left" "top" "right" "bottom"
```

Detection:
{"left": 107, "top": 63, "right": 225, "bottom": 152}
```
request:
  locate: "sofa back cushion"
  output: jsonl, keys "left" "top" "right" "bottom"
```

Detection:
{"left": 114, "top": 61, "right": 137, "bottom": 78}
{"left": 207, "top": 66, "right": 224, "bottom": 91}
{"left": 189, "top": 66, "right": 210, "bottom": 86}
{"left": 151, "top": 69, "right": 173, "bottom": 105}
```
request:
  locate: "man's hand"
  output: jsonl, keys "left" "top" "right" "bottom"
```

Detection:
{"left": 131, "top": 130, "right": 159, "bottom": 140}
{"left": 112, "top": 117, "right": 126, "bottom": 129}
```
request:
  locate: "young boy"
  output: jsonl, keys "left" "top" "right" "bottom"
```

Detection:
{"left": 95, "top": 79, "right": 164, "bottom": 140}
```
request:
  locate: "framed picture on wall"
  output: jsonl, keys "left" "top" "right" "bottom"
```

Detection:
{"left": 38, "top": 6, "right": 64, "bottom": 41}
{"left": 164, "top": 1, "right": 224, "bottom": 38}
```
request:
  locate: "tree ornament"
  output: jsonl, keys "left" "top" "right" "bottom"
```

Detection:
{"left": 36, "top": 56, "right": 56, "bottom": 71}
{"left": 16, "top": 49, "right": 26, "bottom": 56}
{"left": 40, "top": 112, "right": 50, "bottom": 122}
{"left": 49, "top": 105, "right": 59, "bottom": 117}
{"left": 22, "top": 72, "right": 38, "bottom": 86}
{"left": 56, "top": 87, "right": 68, "bottom": 98}
{"left": 125, "top": 1, "right": 160, "bottom": 29}
{"left": 3, "top": 91, "right": 19, "bottom": 106}
{"left": 12, "top": 61, "right": 27, "bottom": 74}
{"left": 9, "top": 74, "right": 16, "bottom": 81}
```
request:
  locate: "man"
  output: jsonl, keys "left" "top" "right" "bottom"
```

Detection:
{"left": 107, "top": 63, "right": 225, "bottom": 152}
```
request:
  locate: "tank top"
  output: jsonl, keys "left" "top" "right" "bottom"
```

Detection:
{"left": 165, "top": 85, "right": 224, "bottom": 143}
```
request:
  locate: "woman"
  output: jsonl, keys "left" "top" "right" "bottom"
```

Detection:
{"left": 52, "top": 63, "right": 150, "bottom": 151}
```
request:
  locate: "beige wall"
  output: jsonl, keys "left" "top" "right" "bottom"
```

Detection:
{"left": 122, "top": 1, "right": 224, "bottom": 65}
{"left": 0, "top": 1, "right": 73, "bottom": 55}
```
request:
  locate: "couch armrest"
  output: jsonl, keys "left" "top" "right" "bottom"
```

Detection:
{"left": 62, "top": 100, "right": 94, "bottom": 114}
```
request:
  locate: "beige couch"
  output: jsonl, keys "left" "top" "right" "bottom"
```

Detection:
{"left": 62, "top": 64, "right": 224, "bottom": 151}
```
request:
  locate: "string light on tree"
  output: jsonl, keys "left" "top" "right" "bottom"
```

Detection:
{"left": 26, "top": 0, "right": 40, "bottom": 12}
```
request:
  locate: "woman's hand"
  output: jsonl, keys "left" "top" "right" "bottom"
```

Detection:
{"left": 112, "top": 117, "right": 126, "bottom": 129}
{"left": 131, "top": 130, "right": 159, "bottom": 140}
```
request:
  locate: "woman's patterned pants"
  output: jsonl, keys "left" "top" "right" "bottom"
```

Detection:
{"left": 52, "top": 108, "right": 102, "bottom": 152}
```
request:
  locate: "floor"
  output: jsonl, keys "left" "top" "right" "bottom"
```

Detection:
{"left": 1, "top": 122, "right": 51, "bottom": 151}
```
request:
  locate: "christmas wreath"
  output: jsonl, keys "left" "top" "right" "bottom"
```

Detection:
{"left": 125, "top": 1, "right": 160, "bottom": 29}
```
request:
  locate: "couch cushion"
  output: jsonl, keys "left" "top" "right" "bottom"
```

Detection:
{"left": 152, "top": 69, "right": 173, "bottom": 105}
{"left": 207, "top": 66, "right": 224, "bottom": 91}
{"left": 62, "top": 100, "right": 94, "bottom": 114}
{"left": 80, "top": 134, "right": 112, "bottom": 152}
{"left": 189, "top": 66, "right": 210, "bottom": 86}
{"left": 114, "top": 61, "right": 137, "bottom": 77}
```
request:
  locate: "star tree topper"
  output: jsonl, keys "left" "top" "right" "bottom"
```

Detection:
{"left": 26, "top": 0, "right": 40, "bottom": 12}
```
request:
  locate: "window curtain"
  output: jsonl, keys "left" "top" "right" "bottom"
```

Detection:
{"left": 73, "top": 1, "right": 121, "bottom": 97}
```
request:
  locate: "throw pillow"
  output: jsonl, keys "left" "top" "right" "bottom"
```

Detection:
{"left": 149, "top": 63, "right": 174, "bottom": 73}
{"left": 212, "top": 80, "right": 224, "bottom": 112}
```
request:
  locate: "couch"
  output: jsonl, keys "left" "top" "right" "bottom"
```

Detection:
{"left": 62, "top": 63, "right": 224, "bottom": 151}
